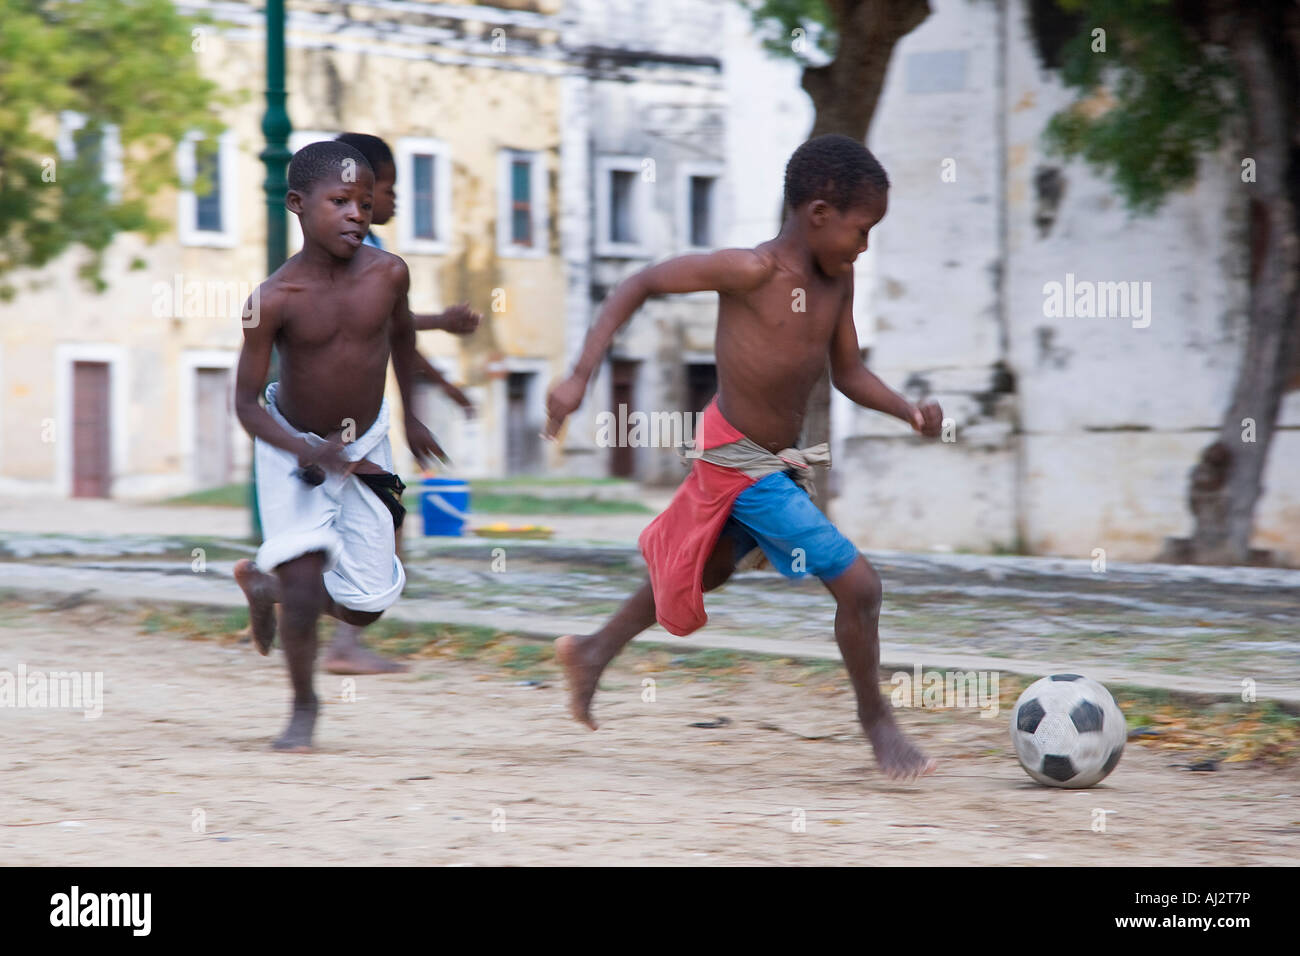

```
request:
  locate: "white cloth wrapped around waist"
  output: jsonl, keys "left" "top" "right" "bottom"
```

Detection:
{"left": 253, "top": 382, "right": 405, "bottom": 613}
{"left": 262, "top": 381, "right": 392, "bottom": 469}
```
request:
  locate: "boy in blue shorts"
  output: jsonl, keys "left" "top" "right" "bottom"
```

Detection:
{"left": 545, "top": 135, "right": 944, "bottom": 780}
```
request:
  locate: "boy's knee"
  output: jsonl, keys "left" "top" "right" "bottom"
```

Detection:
{"left": 339, "top": 608, "right": 382, "bottom": 627}
{"left": 832, "top": 559, "right": 881, "bottom": 613}
{"left": 278, "top": 596, "right": 321, "bottom": 634}
{"left": 861, "top": 571, "right": 883, "bottom": 612}
{"left": 856, "top": 565, "right": 883, "bottom": 612}
{"left": 279, "top": 577, "right": 320, "bottom": 608}
{"left": 276, "top": 554, "right": 326, "bottom": 616}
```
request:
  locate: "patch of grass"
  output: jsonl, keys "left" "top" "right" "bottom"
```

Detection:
{"left": 357, "top": 620, "right": 498, "bottom": 659}
{"left": 627, "top": 642, "right": 842, "bottom": 681}
{"left": 407, "top": 491, "right": 652, "bottom": 516}
{"left": 164, "top": 480, "right": 652, "bottom": 516}
{"left": 137, "top": 605, "right": 249, "bottom": 639}
{"left": 158, "top": 484, "right": 249, "bottom": 508}
{"left": 674, "top": 647, "right": 745, "bottom": 670}
{"left": 451, "top": 626, "right": 505, "bottom": 659}
{"left": 501, "top": 641, "right": 551, "bottom": 675}
{"left": 359, "top": 622, "right": 557, "bottom": 677}
{"left": 466, "top": 477, "right": 632, "bottom": 488}
{"left": 1120, "top": 689, "right": 1300, "bottom": 766}
{"left": 790, "top": 658, "right": 845, "bottom": 682}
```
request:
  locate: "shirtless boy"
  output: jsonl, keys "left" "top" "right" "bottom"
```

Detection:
{"left": 545, "top": 135, "right": 944, "bottom": 780}
{"left": 232, "top": 140, "right": 443, "bottom": 750}
{"left": 318, "top": 132, "right": 478, "bottom": 675}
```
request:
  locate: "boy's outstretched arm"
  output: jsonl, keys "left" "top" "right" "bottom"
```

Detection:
{"left": 545, "top": 249, "right": 769, "bottom": 437}
{"left": 828, "top": 279, "right": 943, "bottom": 437}
{"left": 413, "top": 303, "right": 479, "bottom": 335}
{"left": 412, "top": 349, "right": 475, "bottom": 418}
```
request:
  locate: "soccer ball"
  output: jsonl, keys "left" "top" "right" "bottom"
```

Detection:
{"left": 1010, "top": 674, "right": 1126, "bottom": 788}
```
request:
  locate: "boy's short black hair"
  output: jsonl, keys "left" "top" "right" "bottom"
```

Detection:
{"left": 784, "top": 134, "right": 889, "bottom": 211}
{"left": 287, "top": 141, "right": 372, "bottom": 194}
{"left": 335, "top": 133, "right": 395, "bottom": 178}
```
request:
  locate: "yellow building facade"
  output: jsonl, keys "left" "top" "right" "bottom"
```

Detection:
{"left": 0, "top": 0, "right": 569, "bottom": 499}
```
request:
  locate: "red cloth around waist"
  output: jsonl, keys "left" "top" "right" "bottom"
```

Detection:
{"left": 637, "top": 399, "right": 756, "bottom": 636}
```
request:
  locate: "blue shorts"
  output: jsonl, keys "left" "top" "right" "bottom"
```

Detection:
{"left": 721, "top": 471, "right": 860, "bottom": 582}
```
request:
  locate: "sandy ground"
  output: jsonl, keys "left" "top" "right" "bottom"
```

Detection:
{"left": 1, "top": 603, "right": 1296, "bottom": 866}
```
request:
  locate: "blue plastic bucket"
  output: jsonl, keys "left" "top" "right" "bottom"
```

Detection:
{"left": 420, "top": 477, "right": 471, "bottom": 536}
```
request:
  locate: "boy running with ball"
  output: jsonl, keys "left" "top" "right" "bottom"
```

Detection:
{"left": 546, "top": 135, "right": 943, "bottom": 780}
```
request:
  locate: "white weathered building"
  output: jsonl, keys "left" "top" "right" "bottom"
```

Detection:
{"left": 558, "top": 0, "right": 728, "bottom": 484}
{"left": 833, "top": 0, "right": 1299, "bottom": 562}
{"left": 558, "top": 0, "right": 815, "bottom": 484}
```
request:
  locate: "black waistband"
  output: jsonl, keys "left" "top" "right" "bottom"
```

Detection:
{"left": 356, "top": 472, "right": 407, "bottom": 531}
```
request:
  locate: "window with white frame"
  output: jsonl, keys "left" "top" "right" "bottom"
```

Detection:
{"left": 678, "top": 162, "right": 723, "bottom": 251}
{"left": 497, "top": 149, "right": 547, "bottom": 258}
{"left": 396, "top": 137, "right": 451, "bottom": 255}
{"left": 57, "top": 111, "right": 123, "bottom": 203}
{"left": 195, "top": 149, "right": 223, "bottom": 233}
{"left": 595, "top": 156, "right": 652, "bottom": 258}
{"left": 178, "top": 130, "right": 239, "bottom": 247}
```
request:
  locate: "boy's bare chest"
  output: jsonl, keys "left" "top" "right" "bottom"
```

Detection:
{"left": 737, "top": 275, "right": 843, "bottom": 345}
{"left": 282, "top": 290, "right": 393, "bottom": 349}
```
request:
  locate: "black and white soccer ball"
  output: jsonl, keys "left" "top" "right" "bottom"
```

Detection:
{"left": 1010, "top": 674, "right": 1126, "bottom": 788}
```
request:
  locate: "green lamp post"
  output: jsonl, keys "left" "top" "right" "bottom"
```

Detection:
{"left": 251, "top": 0, "right": 292, "bottom": 540}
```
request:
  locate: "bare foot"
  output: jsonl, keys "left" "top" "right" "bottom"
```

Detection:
{"left": 272, "top": 701, "right": 318, "bottom": 753}
{"left": 324, "top": 621, "right": 408, "bottom": 674}
{"left": 233, "top": 559, "right": 278, "bottom": 655}
{"left": 323, "top": 645, "right": 409, "bottom": 675}
{"left": 554, "top": 634, "right": 603, "bottom": 730}
{"left": 865, "top": 714, "right": 937, "bottom": 781}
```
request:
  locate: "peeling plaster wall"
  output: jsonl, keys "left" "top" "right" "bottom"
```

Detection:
{"left": 834, "top": 0, "right": 1298, "bottom": 562}
{"left": 835, "top": 0, "right": 1018, "bottom": 554}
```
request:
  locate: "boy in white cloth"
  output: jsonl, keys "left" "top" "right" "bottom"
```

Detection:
{"left": 232, "top": 141, "right": 443, "bottom": 751}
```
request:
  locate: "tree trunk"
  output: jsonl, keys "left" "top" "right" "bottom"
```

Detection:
{"left": 1184, "top": 3, "right": 1300, "bottom": 565}
{"left": 798, "top": 0, "right": 930, "bottom": 507}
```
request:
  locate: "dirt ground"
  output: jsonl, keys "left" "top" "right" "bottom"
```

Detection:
{"left": 1, "top": 602, "right": 1296, "bottom": 866}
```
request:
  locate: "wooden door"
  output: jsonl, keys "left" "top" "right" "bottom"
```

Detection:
{"left": 194, "top": 367, "right": 232, "bottom": 487}
{"left": 610, "top": 359, "right": 638, "bottom": 478}
{"left": 505, "top": 372, "right": 540, "bottom": 475}
{"left": 72, "top": 361, "right": 110, "bottom": 497}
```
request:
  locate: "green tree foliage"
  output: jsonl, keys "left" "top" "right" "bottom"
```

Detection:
{"left": 1041, "top": 0, "right": 1299, "bottom": 564}
{"left": 1043, "top": 0, "right": 1239, "bottom": 214}
{"left": 0, "top": 0, "right": 232, "bottom": 296}
{"left": 746, "top": 0, "right": 835, "bottom": 61}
